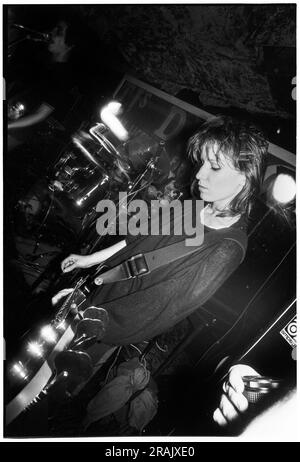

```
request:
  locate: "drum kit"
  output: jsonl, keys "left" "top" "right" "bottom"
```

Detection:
{"left": 12, "top": 117, "right": 172, "bottom": 282}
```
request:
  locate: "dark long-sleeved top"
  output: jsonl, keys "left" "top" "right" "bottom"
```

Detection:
{"left": 88, "top": 202, "right": 248, "bottom": 345}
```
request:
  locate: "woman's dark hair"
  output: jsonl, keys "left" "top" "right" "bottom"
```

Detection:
{"left": 188, "top": 116, "right": 269, "bottom": 216}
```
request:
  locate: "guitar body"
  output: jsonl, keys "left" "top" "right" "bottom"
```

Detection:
{"left": 6, "top": 321, "right": 75, "bottom": 426}
{"left": 5, "top": 272, "right": 98, "bottom": 426}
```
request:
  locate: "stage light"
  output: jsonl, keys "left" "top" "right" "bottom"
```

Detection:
{"left": 12, "top": 362, "right": 28, "bottom": 380}
{"left": 27, "top": 341, "right": 43, "bottom": 358}
{"left": 272, "top": 174, "right": 296, "bottom": 204}
{"left": 107, "top": 101, "right": 122, "bottom": 115}
{"left": 40, "top": 325, "right": 57, "bottom": 343}
{"left": 57, "top": 320, "right": 67, "bottom": 331}
{"left": 100, "top": 101, "right": 129, "bottom": 141}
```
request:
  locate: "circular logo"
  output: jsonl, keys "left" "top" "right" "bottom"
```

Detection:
{"left": 286, "top": 320, "right": 297, "bottom": 338}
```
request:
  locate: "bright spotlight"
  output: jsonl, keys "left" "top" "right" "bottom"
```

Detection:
{"left": 57, "top": 320, "right": 67, "bottom": 331}
{"left": 272, "top": 174, "right": 296, "bottom": 204}
{"left": 100, "top": 101, "right": 128, "bottom": 141}
{"left": 12, "top": 362, "right": 28, "bottom": 380}
{"left": 107, "top": 101, "right": 122, "bottom": 115}
{"left": 27, "top": 342, "right": 44, "bottom": 358}
{"left": 40, "top": 325, "right": 57, "bottom": 343}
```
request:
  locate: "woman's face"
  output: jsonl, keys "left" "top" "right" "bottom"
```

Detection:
{"left": 195, "top": 142, "right": 246, "bottom": 210}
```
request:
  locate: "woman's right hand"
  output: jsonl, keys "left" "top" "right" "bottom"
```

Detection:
{"left": 213, "top": 364, "right": 260, "bottom": 426}
{"left": 61, "top": 254, "right": 92, "bottom": 273}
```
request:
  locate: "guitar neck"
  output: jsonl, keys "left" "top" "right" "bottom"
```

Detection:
{"left": 54, "top": 278, "right": 87, "bottom": 325}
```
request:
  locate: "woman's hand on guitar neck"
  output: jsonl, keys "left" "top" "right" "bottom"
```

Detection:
{"left": 52, "top": 288, "right": 74, "bottom": 306}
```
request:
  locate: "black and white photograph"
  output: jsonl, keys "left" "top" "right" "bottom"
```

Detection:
{"left": 2, "top": 2, "right": 297, "bottom": 442}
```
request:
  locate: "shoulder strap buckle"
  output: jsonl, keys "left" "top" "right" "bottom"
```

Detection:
{"left": 124, "top": 253, "right": 149, "bottom": 278}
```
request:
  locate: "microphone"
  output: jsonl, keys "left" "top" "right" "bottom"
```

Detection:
{"left": 12, "top": 23, "right": 51, "bottom": 42}
{"left": 242, "top": 375, "right": 281, "bottom": 404}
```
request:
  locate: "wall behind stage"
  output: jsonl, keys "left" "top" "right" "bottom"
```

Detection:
{"left": 81, "top": 4, "right": 296, "bottom": 153}
{"left": 114, "top": 76, "right": 295, "bottom": 173}
{"left": 7, "top": 4, "right": 295, "bottom": 151}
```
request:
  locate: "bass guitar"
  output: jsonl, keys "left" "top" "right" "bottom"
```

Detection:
{"left": 5, "top": 265, "right": 108, "bottom": 427}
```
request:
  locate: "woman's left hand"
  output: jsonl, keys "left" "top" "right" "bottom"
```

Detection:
{"left": 51, "top": 288, "right": 74, "bottom": 306}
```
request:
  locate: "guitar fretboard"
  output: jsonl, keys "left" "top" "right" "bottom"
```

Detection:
{"left": 54, "top": 278, "right": 86, "bottom": 325}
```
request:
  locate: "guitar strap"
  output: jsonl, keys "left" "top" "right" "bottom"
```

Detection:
{"left": 93, "top": 227, "right": 247, "bottom": 286}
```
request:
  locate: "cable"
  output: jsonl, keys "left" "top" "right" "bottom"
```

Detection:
{"left": 104, "top": 346, "right": 122, "bottom": 384}
{"left": 194, "top": 242, "right": 296, "bottom": 369}
{"left": 129, "top": 344, "right": 143, "bottom": 356}
{"left": 155, "top": 340, "right": 168, "bottom": 353}
{"left": 239, "top": 297, "right": 296, "bottom": 362}
{"left": 213, "top": 297, "right": 297, "bottom": 386}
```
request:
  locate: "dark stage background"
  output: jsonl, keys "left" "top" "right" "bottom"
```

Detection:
{"left": 3, "top": 4, "right": 296, "bottom": 439}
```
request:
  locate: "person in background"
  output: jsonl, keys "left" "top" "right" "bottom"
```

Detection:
{"left": 7, "top": 18, "right": 81, "bottom": 151}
